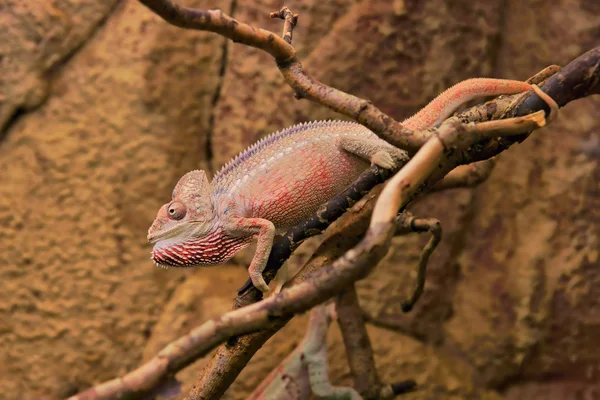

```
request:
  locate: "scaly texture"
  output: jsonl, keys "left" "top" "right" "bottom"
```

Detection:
{"left": 148, "top": 78, "right": 535, "bottom": 292}
{"left": 148, "top": 120, "right": 407, "bottom": 291}
{"left": 402, "top": 78, "right": 532, "bottom": 130}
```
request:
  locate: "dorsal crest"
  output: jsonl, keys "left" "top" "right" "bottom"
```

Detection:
{"left": 212, "top": 120, "right": 364, "bottom": 184}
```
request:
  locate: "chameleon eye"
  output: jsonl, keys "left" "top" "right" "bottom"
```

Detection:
{"left": 167, "top": 201, "right": 186, "bottom": 220}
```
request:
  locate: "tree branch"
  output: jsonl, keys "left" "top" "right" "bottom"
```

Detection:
{"left": 138, "top": 0, "right": 295, "bottom": 61}
{"left": 393, "top": 212, "right": 442, "bottom": 312}
{"left": 335, "top": 286, "right": 381, "bottom": 398}
{"left": 427, "top": 159, "right": 497, "bottom": 192}
{"left": 69, "top": 2, "right": 600, "bottom": 398}
{"left": 138, "top": 0, "right": 422, "bottom": 153}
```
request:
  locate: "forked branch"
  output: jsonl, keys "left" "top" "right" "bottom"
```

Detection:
{"left": 69, "top": 1, "right": 600, "bottom": 399}
{"left": 70, "top": 110, "right": 550, "bottom": 400}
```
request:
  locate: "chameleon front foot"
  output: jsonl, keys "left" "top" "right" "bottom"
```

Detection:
{"left": 370, "top": 150, "right": 397, "bottom": 169}
{"left": 250, "top": 272, "right": 271, "bottom": 293}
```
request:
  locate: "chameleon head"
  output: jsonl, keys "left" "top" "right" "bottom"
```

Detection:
{"left": 147, "top": 170, "right": 221, "bottom": 268}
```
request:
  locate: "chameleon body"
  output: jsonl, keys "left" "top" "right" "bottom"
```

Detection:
{"left": 147, "top": 78, "right": 541, "bottom": 292}
{"left": 247, "top": 303, "right": 360, "bottom": 400}
{"left": 148, "top": 120, "right": 406, "bottom": 292}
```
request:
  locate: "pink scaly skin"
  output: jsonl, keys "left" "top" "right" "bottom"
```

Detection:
{"left": 148, "top": 121, "right": 406, "bottom": 292}
{"left": 147, "top": 78, "right": 552, "bottom": 292}
{"left": 246, "top": 303, "right": 361, "bottom": 400}
{"left": 401, "top": 78, "right": 534, "bottom": 130}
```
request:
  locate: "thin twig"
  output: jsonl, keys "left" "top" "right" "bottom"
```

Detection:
{"left": 269, "top": 6, "right": 298, "bottom": 45}
{"left": 393, "top": 213, "right": 442, "bottom": 312}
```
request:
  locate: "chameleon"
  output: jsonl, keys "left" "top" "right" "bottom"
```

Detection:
{"left": 147, "top": 78, "right": 556, "bottom": 292}
{"left": 246, "top": 302, "right": 361, "bottom": 399}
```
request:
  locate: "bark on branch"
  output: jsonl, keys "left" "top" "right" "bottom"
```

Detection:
{"left": 335, "top": 286, "right": 381, "bottom": 398}
{"left": 69, "top": 1, "right": 600, "bottom": 398}
{"left": 70, "top": 110, "right": 549, "bottom": 400}
{"left": 138, "top": 0, "right": 422, "bottom": 153}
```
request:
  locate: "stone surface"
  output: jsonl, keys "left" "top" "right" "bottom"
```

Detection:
{"left": 0, "top": 0, "right": 228, "bottom": 397}
{"left": 0, "top": 1, "right": 120, "bottom": 134}
{"left": 0, "top": 0, "right": 598, "bottom": 399}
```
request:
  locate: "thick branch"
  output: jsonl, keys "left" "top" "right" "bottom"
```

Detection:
{"left": 452, "top": 47, "right": 600, "bottom": 162}
{"left": 335, "top": 286, "right": 380, "bottom": 399}
{"left": 334, "top": 287, "right": 417, "bottom": 399}
{"left": 73, "top": 3, "right": 600, "bottom": 396}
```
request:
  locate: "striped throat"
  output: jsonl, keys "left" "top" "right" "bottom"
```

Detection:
{"left": 151, "top": 228, "right": 253, "bottom": 268}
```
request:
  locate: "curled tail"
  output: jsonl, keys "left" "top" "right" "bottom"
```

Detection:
{"left": 402, "top": 78, "right": 533, "bottom": 131}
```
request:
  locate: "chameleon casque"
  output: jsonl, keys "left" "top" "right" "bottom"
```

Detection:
{"left": 147, "top": 78, "right": 550, "bottom": 292}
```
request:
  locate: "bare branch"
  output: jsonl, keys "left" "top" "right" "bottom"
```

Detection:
{"left": 335, "top": 286, "right": 381, "bottom": 398}
{"left": 138, "top": 0, "right": 422, "bottom": 152}
{"left": 70, "top": 2, "right": 600, "bottom": 397}
{"left": 393, "top": 212, "right": 442, "bottom": 312}
{"left": 138, "top": 0, "right": 295, "bottom": 61}
{"left": 334, "top": 289, "right": 419, "bottom": 399}
{"left": 427, "top": 159, "right": 497, "bottom": 192}
{"left": 269, "top": 6, "right": 298, "bottom": 45}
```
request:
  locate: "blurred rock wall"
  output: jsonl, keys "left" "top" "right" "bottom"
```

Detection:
{"left": 0, "top": 0, "right": 598, "bottom": 399}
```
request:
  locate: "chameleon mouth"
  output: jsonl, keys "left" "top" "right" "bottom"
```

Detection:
{"left": 147, "top": 224, "right": 190, "bottom": 244}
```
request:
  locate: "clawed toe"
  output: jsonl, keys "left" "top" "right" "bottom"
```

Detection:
{"left": 371, "top": 151, "right": 396, "bottom": 170}
{"left": 252, "top": 275, "right": 270, "bottom": 293}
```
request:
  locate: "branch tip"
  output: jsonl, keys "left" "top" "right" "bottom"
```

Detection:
{"left": 270, "top": 6, "right": 298, "bottom": 44}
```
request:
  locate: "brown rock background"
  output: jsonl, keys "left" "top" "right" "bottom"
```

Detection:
{"left": 0, "top": 0, "right": 598, "bottom": 399}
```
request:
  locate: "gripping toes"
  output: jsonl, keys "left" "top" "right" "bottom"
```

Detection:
{"left": 370, "top": 150, "right": 396, "bottom": 170}
{"left": 225, "top": 217, "right": 275, "bottom": 294}
{"left": 251, "top": 272, "right": 270, "bottom": 293}
{"left": 339, "top": 137, "right": 405, "bottom": 171}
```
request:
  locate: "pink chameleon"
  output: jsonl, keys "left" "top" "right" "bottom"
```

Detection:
{"left": 147, "top": 79, "right": 553, "bottom": 292}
